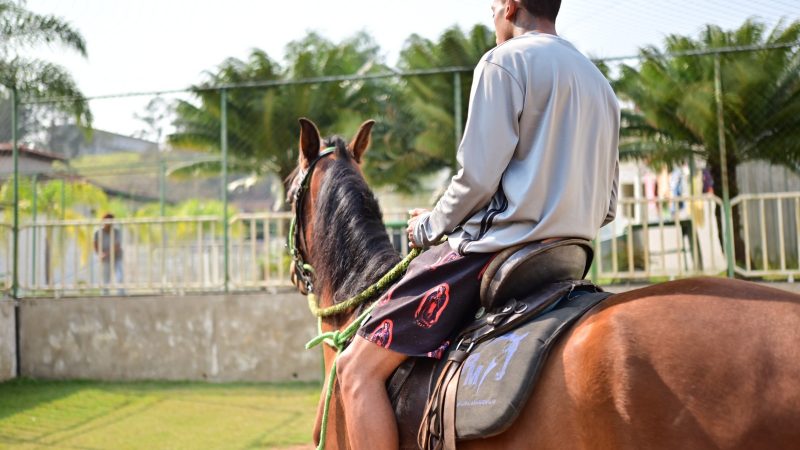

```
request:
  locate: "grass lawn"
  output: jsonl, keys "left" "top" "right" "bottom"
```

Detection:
{"left": 0, "top": 379, "right": 321, "bottom": 450}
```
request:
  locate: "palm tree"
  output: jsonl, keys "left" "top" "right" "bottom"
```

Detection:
{"left": 169, "top": 33, "right": 389, "bottom": 208}
{"left": 614, "top": 18, "right": 800, "bottom": 264}
{"left": 0, "top": 0, "right": 91, "bottom": 142}
{"left": 169, "top": 49, "right": 282, "bottom": 168}
{"left": 374, "top": 25, "right": 495, "bottom": 192}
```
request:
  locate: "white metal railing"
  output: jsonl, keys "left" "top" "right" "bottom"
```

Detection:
{"left": 4, "top": 192, "right": 799, "bottom": 297}
{"left": 732, "top": 192, "right": 800, "bottom": 280}
{"left": 227, "top": 212, "right": 293, "bottom": 289}
{"left": 16, "top": 216, "right": 225, "bottom": 295}
{"left": 592, "top": 195, "right": 728, "bottom": 281}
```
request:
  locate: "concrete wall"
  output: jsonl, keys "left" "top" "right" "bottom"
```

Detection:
{"left": 19, "top": 292, "right": 321, "bottom": 382}
{"left": 0, "top": 299, "right": 15, "bottom": 381}
{"left": 14, "top": 282, "right": 800, "bottom": 383}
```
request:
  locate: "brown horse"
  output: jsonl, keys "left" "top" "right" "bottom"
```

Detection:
{"left": 287, "top": 118, "right": 800, "bottom": 450}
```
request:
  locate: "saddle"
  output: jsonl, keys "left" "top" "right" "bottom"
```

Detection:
{"left": 386, "top": 238, "right": 612, "bottom": 449}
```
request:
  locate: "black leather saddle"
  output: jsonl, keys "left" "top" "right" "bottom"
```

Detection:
{"left": 389, "top": 238, "right": 603, "bottom": 449}
{"left": 479, "top": 238, "right": 594, "bottom": 310}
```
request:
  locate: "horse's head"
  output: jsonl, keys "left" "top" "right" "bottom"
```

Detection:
{"left": 287, "top": 117, "right": 390, "bottom": 449}
{"left": 286, "top": 117, "right": 376, "bottom": 299}
{"left": 287, "top": 118, "right": 402, "bottom": 449}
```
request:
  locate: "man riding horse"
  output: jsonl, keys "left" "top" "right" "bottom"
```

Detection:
{"left": 336, "top": 0, "right": 620, "bottom": 448}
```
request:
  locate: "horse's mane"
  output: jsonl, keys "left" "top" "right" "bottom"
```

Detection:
{"left": 311, "top": 136, "right": 402, "bottom": 304}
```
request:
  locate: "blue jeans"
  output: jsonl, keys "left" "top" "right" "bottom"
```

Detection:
{"left": 102, "top": 258, "right": 124, "bottom": 295}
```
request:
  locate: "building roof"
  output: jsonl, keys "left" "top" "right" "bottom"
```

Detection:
{"left": 0, "top": 143, "right": 66, "bottom": 162}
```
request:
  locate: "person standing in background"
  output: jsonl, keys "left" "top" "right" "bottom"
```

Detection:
{"left": 93, "top": 213, "right": 124, "bottom": 295}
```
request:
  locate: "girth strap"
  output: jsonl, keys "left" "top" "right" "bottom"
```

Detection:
{"left": 418, "top": 347, "right": 471, "bottom": 450}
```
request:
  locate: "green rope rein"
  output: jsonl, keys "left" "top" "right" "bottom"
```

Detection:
{"left": 307, "top": 247, "right": 421, "bottom": 318}
{"left": 305, "top": 247, "right": 422, "bottom": 450}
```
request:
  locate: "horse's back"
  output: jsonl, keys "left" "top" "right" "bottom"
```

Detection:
{"left": 464, "top": 277, "right": 800, "bottom": 450}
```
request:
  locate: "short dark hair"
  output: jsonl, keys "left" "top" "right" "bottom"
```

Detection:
{"left": 520, "top": 0, "right": 561, "bottom": 22}
{"left": 102, "top": 213, "right": 114, "bottom": 219}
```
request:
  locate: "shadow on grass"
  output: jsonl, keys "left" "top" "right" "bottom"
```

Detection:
{"left": 0, "top": 378, "right": 95, "bottom": 422}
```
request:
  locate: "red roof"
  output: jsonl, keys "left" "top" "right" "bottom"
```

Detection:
{"left": 0, "top": 143, "right": 66, "bottom": 161}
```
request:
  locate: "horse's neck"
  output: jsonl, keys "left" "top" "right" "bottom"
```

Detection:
{"left": 314, "top": 216, "right": 400, "bottom": 308}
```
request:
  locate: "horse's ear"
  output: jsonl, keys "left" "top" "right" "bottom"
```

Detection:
{"left": 349, "top": 120, "right": 375, "bottom": 164}
{"left": 298, "top": 117, "right": 322, "bottom": 166}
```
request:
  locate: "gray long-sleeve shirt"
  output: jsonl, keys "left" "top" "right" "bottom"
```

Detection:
{"left": 413, "top": 32, "right": 620, "bottom": 254}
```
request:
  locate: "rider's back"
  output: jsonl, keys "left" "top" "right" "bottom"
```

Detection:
{"left": 450, "top": 32, "right": 620, "bottom": 254}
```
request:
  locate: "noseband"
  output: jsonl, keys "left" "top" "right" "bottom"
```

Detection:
{"left": 288, "top": 146, "right": 336, "bottom": 295}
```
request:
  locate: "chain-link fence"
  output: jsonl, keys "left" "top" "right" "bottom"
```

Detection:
{"left": 2, "top": 42, "right": 800, "bottom": 297}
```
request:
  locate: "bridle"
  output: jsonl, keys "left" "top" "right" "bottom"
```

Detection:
{"left": 288, "top": 146, "right": 336, "bottom": 296}
{"left": 288, "top": 144, "right": 421, "bottom": 322}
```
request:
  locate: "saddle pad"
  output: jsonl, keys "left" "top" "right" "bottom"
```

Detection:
{"left": 453, "top": 290, "right": 612, "bottom": 440}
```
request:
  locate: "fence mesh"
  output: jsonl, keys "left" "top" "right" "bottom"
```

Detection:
{"left": 2, "top": 43, "right": 800, "bottom": 296}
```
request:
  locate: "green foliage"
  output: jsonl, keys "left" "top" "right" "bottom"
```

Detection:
{"left": 0, "top": 176, "right": 109, "bottom": 219}
{"left": 615, "top": 19, "right": 800, "bottom": 174}
{"left": 366, "top": 25, "right": 496, "bottom": 192}
{"left": 67, "top": 151, "right": 142, "bottom": 171}
{"left": 129, "top": 198, "right": 240, "bottom": 245}
{"left": 0, "top": 176, "right": 112, "bottom": 266}
{"left": 170, "top": 32, "right": 389, "bottom": 193}
{"left": 0, "top": 0, "right": 91, "bottom": 139}
{"left": 614, "top": 18, "right": 800, "bottom": 264}
{"left": 169, "top": 26, "right": 496, "bottom": 198}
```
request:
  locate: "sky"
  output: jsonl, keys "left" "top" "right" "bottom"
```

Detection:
{"left": 22, "top": 0, "right": 800, "bottom": 136}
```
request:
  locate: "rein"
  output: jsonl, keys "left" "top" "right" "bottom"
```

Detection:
{"left": 307, "top": 248, "right": 420, "bottom": 318}
{"left": 306, "top": 249, "right": 420, "bottom": 450}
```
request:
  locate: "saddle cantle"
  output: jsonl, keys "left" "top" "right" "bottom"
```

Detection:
{"left": 479, "top": 238, "right": 595, "bottom": 310}
{"left": 387, "top": 238, "right": 609, "bottom": 450}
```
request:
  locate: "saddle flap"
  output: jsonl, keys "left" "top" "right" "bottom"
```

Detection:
{"left": 479, "top": 239, "right": 594, "bottom": 310}
{"left": 453, "top": 290, "right": 611, "bottom": 440}
{"left": 412, "top": 282, "right": 609, "bottom": 449}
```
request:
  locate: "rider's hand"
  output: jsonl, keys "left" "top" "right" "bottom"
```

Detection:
{"left": 406, "top": 209, "right": 429, "bottom": 249}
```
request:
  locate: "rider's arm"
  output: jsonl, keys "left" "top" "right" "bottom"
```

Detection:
{"left": 413, "top": 61, "right": 523, "bottom": 249}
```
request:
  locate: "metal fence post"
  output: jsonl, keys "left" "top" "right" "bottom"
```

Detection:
{"left": 10, "top": 86, "right": 21, "bottom": 378}
{"left": 714, "top": 53, "right": 735, "bottom": 278}
{"left": 11, "top": 86, "right": 19, "bottom": 299}
{"left": 159, "top": 159, "right": 166, "bottom": 216}
{"left": 220, "top": 89, "right": 230, "bottom": 293}
{"left": 60, "top": 178, "right": 66, "bottom": 220}
{"left": 159, "top": 158, "right": 167, "bottom": 291}
{"left": 453, "top": 72, "right": 463, "bottom": 172}
{"left": 31, "top": 174, "right": 37, "bottom": 286}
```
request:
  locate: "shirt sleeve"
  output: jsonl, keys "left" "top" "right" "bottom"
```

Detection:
{"left": 602, "top": 159, "right": 619, "bottom": 226}
{"left": 413, "top": 61, "right": 523, "bottom": 248}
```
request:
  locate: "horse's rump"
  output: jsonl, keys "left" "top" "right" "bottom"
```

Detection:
{"left": 498, "top": 277, "right": 800, "bottom": 450}
{"left": 393, "top": 277, "right": 800, "bottom": 449}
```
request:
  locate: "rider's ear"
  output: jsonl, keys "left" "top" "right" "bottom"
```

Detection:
{"left": 298, "top": 117, "right": 322, "bottom": 166}
{"left": 505, "top": 0, "right": 518, "bottom": 20}
{"left": 349, "top": 120, "right": 375, "bottom": 164}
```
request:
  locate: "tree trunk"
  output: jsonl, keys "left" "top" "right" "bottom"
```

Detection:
{"left": 708, "top": 155, "right": 746, "bottom": 272}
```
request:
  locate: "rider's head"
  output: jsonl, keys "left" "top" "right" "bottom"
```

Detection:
{"left": 491, "top": 0, "right": 560, "bottom": 45}
{"left": 518, "top": 0, "right": 561, "bottom": 22}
